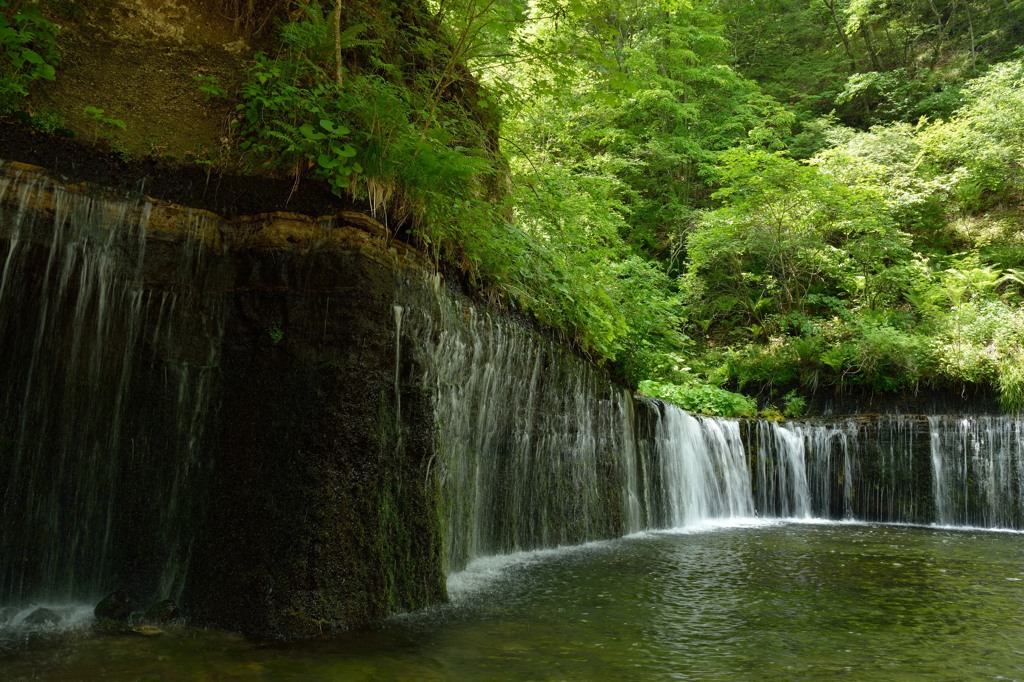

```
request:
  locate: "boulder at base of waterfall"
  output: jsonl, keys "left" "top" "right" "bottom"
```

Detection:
{"left": 94, "top": 589, "right": 132, "bottom": 621}
{"left": 23, "top": 607, "right": 59, "bottom": 625}
{"left": 143, "top": 599, "right": 181, "bottom": 622}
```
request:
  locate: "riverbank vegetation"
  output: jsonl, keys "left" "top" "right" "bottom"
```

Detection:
{"left": 3, "top": 0, "right": 1023, "bottom": 414}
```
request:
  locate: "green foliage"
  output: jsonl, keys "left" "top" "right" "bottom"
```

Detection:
{"left": 27, "top": 105, "right": 62, "bottom": 132}
{"left": 235, "top": 53, "right": 358, "bottom": 188}
{"left": 680, "top": 54, "right": 1024, "bottom": 412}
{"left": 919, "top": 59, "right": 1024, "bottom": 212}
{"left": 782, "top": 390, "right": 806, "bottom": 418}
{"left": 220, "top": 0, "right": 1024, "bottom": 412}
{"left": 684, "top": 147, "right": 907, "bottom": 336}
{"left": 638, "top": 379, "right": 757, "bottom": 418}
{"left": 233, "top": 2, "right": 496, "bottom": 223}
{"left": 194, "top": 74, "right": 228, "bottom": 101}
{"left": 719, "top": 0, "right": 1022, "bottom": 128}
{"left": 268, "top": 325, "right": 284, "bottom": 345}
{"left": 997, "top": 358, "right": 1024, "bottom": 412}
{"left": 83, "top": 105, "right": 125, "bottom": 142}
{"left": 500, "top": 1, "right": 792, "bottom": 266}
{"left": 0, "top": 0, "right": 59, "bottom": 115}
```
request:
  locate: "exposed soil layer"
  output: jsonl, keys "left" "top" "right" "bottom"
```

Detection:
{"left": 1, "top": 121, "right": 360, "bottom": 218}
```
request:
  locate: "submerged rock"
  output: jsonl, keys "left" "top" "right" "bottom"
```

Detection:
{"left": 143, "top": 599, "right": 181, "bottom": 622}
{"left": 23, "top": 607, "right": 59, "bottom": 625}
{"left": 94, "top": 589, "right": 132, "bottom": 622}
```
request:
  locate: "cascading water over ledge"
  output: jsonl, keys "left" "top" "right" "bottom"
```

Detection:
{"left": 746, "top": 414, "right": 1024, "bottom": 528}
{"left": 2, "top": 161, "right": 1024, "bottom": 641}
{"left": 0, "top": 167, "right": 224, "bottom": 610}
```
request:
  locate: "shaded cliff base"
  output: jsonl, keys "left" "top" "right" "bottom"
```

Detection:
{"left": 801, "top": 384, "right": 1001, "bottom": 418}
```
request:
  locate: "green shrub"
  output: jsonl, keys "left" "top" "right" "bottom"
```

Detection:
{"left": 83, "top": 105, "right": 126, "bottom": 142}
{"left": 782, "top": 390, "right": 807, "bottom": 418}
{"left": 997, "top": 356, "right": 1024, "bottom": 412}
{"left": 0, "top": 0, "right": 59, "bottom": 115}
{"left": 638, "top": 379, "right": 758, "bottom": 418}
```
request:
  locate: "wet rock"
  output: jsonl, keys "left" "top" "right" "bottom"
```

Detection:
{"left": 142, "top": 599, "right": 181, "bottom": 622}
{"left": 23, "top": 607, "right": 59, "bottom": 625}
{"left": 94, "top": 589, "right": 132, "bottom": 622}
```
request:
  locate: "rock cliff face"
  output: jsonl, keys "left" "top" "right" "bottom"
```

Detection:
{"left": 34, "top": 0, "right": 252, "bottom": 159}
{"left": 186, "top": 211, "right": 448, "bottom": 638}
{"left": 0, "top": 161, "right": 447, "bottom": 637}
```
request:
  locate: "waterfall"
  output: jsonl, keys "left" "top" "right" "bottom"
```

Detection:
{"left": 0, "top": 171, "right": 222, "bottom": 606}
{"left": 399, "top": 279, "right": 772, "bottom": 573}
{"left": 749, "top": 417, "right": 928, "bottom": 523}
{"left": 641, "top": 402, "right": 753, "bottom": 528}
{"left": 751, "top": 421, "right": 813, "bottom": 518}
{"left": 866, "top": 416, "right": 923, "bottom": 523}
{"left": 394, "top": 276, "right": 1024, "bottom": 577}
{"left": 393, "top": 304, "right": 404, "bottom": 453}
{"left": 929, "top": 415, "right": 1024, "bottom": 528}
{"left": 747, "top": 414, "right": 1024, "bottom": 528}
{"left": 401, "top": 284, "right": 641, "bottom": 573}
{"left": 5, "top": 163, "right": 1024, "bottom": 637}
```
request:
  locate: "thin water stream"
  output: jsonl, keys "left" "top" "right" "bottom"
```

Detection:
{"left": 2, "top": 522, "right": 1023, "bottom": 680}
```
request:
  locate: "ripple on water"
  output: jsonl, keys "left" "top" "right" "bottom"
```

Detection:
{"left": 2, "top": 524, "right": 1024, "bottom": 681}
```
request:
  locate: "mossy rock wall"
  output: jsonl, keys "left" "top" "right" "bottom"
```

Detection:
{"left": 183, "top": 244, "right": 444, "bottom": 637}
{"left": 0, "top": 162, "right": 447, "bottom": 638}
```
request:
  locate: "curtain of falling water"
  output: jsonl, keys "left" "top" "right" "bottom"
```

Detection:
{"left": 638, "top": 400, "right": 754, "bottom": 529}
{"left": 0, "top": 170, "right": 223, "bottom": 605}
{"left": 750, "top": 415, "right": 1024, "bottom": 528}
{"left": 930, "top": 415, "right": 1024, "bottom": 527}
{"left": 392, "top": 271, "right": 1024, "bottom": 576}
{"left": 399, "top": 275, "right": 642, "bottom": 574}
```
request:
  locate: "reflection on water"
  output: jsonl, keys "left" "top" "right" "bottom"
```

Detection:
{"left": 3, "top": 523, "right": 1024, "bottom": 681}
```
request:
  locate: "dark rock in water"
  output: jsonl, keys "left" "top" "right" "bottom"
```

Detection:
{"left": 23, "top": 607, "right": 59, "bottom": 625}
{"left": 94, "top": 589, "right": 132, "bottom": 622}
{"left": 143, "top": 599, "right": 181, "bottom": 622}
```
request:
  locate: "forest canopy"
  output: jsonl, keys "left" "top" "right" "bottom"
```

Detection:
{"left": 4, "top": 0, "right": 1023, "bottom": 414}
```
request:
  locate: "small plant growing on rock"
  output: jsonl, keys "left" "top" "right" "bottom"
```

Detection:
{"left": 268, "top": 325, "right": 284, "bottom": 345}
{"left": 83, "top": 105, "right": 126, "bottom": 143}
{"left": 194, "top": 74, "right": 228, "bottom": 101}
{"left": 782, "top": 390, "right": 807, "bottom": 419}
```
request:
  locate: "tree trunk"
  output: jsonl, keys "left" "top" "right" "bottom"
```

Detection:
{"left": 860, "top": 22, "right": 882, "bottom": 70}
{"left": 334, "top": 0, "right": 344, "bottom": 87}
{"left": 928, "top": 0, "right": 957, "bottom": 68}
{"left": 965, "top": 0, "right": 977, "bottom": 72}
{"left": 821, "top": 0, "right": 859, "bottom": 70}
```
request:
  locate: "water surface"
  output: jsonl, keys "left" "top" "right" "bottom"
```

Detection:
{"left": 3, "top": 522, "right": 1023, "bottom": 681}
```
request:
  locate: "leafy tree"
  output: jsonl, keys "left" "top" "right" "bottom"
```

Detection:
{"left": 684, "top": 148, "right": 905, "bottom": 332}
{"left": 920, "top": 58, "right": 1024, "bottom": 212}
